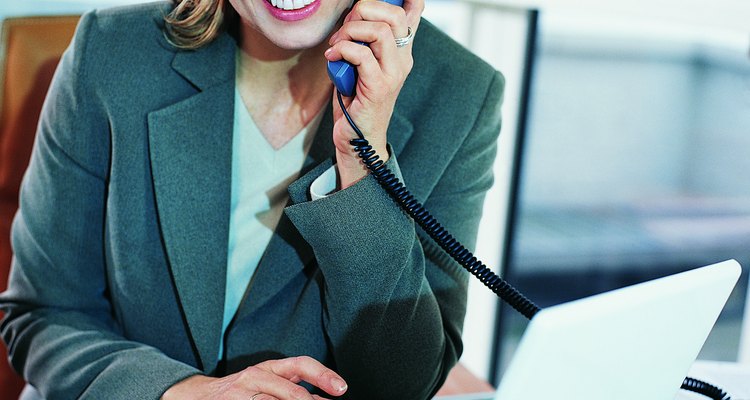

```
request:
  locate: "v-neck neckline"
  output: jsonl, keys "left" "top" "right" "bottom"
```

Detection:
{"left": 233, "top": 88, "right": 324, "bottom": 159}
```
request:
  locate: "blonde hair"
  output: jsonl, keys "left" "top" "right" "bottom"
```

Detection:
{"left": 164, "top": 0, "right": 229, "bottom": 49}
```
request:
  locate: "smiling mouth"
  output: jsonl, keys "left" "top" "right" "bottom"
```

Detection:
{"left": 268, "top": 0, "right": 315, "bottom": 10}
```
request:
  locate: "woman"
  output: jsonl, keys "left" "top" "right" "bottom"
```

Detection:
{"left": 0, "top": 0, "right": 505, "bottom": 398}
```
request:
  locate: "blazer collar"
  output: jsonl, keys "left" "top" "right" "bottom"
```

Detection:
{"left": 171, "top": 33, "right": 237, "bottom": 91}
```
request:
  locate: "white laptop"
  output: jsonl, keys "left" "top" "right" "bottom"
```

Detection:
{"left": 493, "top": 259, "right": 741, "bottom": 400}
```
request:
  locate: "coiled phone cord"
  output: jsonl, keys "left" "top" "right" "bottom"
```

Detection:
{"left": 682, "top": 377, "right": 731, "bottom": 400}
{"left": 337, "top": 91, "right": 730, "bottom": 400}
{"left": 337, "top": 91, "right": 539, "bottom": 320}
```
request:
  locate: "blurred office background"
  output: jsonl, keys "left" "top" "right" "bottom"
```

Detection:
{"left": 423, "top": 0, "right": 750, "bottom": 386}
{"left": 2, "top": 0, "right": 749, "bottom": 392}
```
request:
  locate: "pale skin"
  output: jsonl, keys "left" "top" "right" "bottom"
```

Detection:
{"left": 161, "top": 0, "right": 424, "bottom": 398}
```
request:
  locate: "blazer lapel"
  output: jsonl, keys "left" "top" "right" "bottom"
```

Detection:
{"left": 147, "top": 33, "right": 236, "bottom": 373}
{"left": 383, "top": 109, "right": 413, "bottom": 157}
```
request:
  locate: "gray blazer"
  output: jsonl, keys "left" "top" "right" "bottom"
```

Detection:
{"left": 0, "top": 2, "right": 504, "bottom": 399}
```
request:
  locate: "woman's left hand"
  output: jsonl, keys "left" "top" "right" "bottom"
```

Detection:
{"left": 325, "top": 0, "right": 424, "bottom": 189}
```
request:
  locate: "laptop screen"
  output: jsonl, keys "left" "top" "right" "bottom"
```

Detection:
{"left": 494, "top": 260, "right": 740, "bottom": 400}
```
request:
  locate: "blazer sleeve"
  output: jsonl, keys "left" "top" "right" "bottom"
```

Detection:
{"left": 0, "top": 12, "right": 199, "bottom": 399}
{"left": 284, "top": 71, "right": 503, "bottom": 399}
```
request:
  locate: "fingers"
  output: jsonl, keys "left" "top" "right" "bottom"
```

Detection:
{"left": 326, "top": 0, "right": 421, "bottom": 95}
{"left": 163, "top": 358, "right": 343, "bottom": 400}
{"left": 326, "top": 40, "right": 399, "bottom": 97}
{"left": 224, "top": 356, "right": 345, "bottom": 400}
{"left": 259, "top": 356, "right": 348, "bottom": 397}
{"left": 248, "top": 392, "right": 331, "bottom": 400}
{"left": 346, "top": 0, "right": 424, "bottom": 32}
{"left": 343, "top": 0, "right": 409, "bottom": 38}
{"left": 240, "top": 365, "right": 319, "bottom": 400}
{"left": 401, "top": 0, "right": 425, "bottom": 27}
{"left": 328, "top": 21, "right": 402, "bottom": 78}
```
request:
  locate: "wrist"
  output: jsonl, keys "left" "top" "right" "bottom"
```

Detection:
{"left": 335, "top": 142, "right": 389, "bottom": 189}
{"left": 161, "top": 374, "right": 212, "bottom": 400}
{"left": 335, "top": 150, "right": 368, "bottom": 189}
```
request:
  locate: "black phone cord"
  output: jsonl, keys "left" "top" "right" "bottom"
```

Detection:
{"left": 681, "top": 377, "right": 731, "bottom": 400}
{"left": 337, "top": 90, "right": 730, "bottom": 400}
{"left": 337, "top": 91, "right": 539, "bottom": 320}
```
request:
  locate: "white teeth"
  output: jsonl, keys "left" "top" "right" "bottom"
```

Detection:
{"left": 268, "top": 0, "right": 311, "bottom": 10}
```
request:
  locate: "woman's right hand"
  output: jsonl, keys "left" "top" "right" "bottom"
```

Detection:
{"left": 161, "top": 356, "right": 348, "bottom": 400}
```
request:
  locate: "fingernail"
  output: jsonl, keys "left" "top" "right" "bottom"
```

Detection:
{"left": 324, "top": 48, "right": 333, "bottom": 58}
{"left": 329, "top": 32, "right": 339, "bottom": 45}
{"left": 331, "top": 377, "right": 347, "bottom": 392}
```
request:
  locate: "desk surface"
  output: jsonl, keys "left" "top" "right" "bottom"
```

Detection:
{"left": 434, "top": 363, "right": 494, "bottom": 399}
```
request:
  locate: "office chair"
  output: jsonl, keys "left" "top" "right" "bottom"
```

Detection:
{"left": 0, "top": 14, "right": 80, "bottom": 400}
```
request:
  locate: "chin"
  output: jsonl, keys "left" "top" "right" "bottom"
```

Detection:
{"left": 268, "top": 31, "right": 329, "bottom": 50}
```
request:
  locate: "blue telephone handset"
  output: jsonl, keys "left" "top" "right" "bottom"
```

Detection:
{"left": 327, "top": 0, "right": 405, "bottom": 97}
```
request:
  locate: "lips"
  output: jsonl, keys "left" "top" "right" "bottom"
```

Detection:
{"left": 262, "top": 0, "right": 320, "bottom": 21}
{"left": 268, "top": 0, "right": 314, "bottom": 10}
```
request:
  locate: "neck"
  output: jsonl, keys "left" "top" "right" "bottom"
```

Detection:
{"left": 233, "top": 23, "right": 332, "bottom": 149}
{"left": 235, "top": 24, "right": 331, "bottom": 117}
